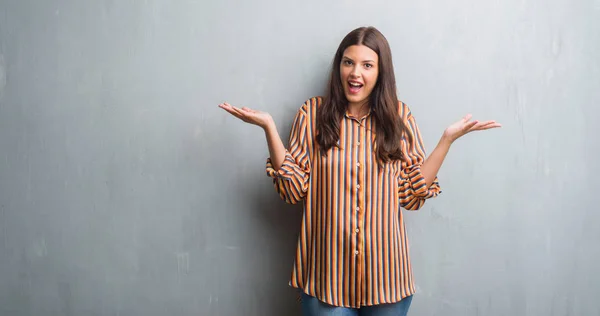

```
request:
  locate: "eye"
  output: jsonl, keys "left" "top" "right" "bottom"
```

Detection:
{"left": 364, "top": 63, "right": 373, "bottom": 69}
{"left": 343, "top": 60, "right": 353, "bottom": 66}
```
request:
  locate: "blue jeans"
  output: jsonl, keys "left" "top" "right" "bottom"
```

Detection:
{"left": 300, "top": 293, "right": 413, "bottom": 316}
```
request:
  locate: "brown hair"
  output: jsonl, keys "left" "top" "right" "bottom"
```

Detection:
{"left": 316, "top": 26, "right": 412, "bottom": 163}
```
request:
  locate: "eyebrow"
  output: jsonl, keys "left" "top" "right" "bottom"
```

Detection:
{"left": 342, "top": 56, "right": 376, "bottom": 63}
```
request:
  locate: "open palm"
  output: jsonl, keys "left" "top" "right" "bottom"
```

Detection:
{"left": 218, "top": 102, "right": 273, "bottom": 129}
{"left": 443, "top": 114, "right": 501, "bottom": 142}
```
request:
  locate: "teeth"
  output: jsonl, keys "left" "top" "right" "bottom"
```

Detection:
{"left": 349, "top": 82, "right": 362, "bottom": 87}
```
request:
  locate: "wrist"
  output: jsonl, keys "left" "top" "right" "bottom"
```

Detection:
{"left": 439, "top": 134, "right": 454, "bottom": 147}
{"left": 262, "top": 117, "right": 276, "bottom": 133}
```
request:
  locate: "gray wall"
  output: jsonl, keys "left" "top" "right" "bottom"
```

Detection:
{"left": 0, "top": 0, "right": 598, "bottom": 315}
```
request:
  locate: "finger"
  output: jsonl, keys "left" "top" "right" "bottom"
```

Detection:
{"left": 464, "top": 120, "right": 478, "bottom": 131}
{"left": 469, "top": 121, "right": 492, "bottom": 129}
{"left": 462, "top": 114, "right": 473, "bottom": 122}
{"left": 230, "top": 106, "right": 249, "bottom": 118}
{"left": 223, "top": 102, "right": 239, "bottom": 110}
{"left": 469, "top": 121, "right": 502, "bottom": 131}
{"left": 478, "top": 121, "right": 500, "bottom": 129}
{"left": 476, "top": 120, "right": 500, "bottom": 127}
{"left": 225, "top": 108, "right": 247, "bottom": 121}
{"left": 223, "top": 104, "right": 250, "bottom": 121}
{"left": 478, "top": 122, "right": 502, "bottom": 130}
{"left": 220, "top": 102, "right": 262, "bottom": 125}
{"left": 471, "top": 119, "right": 495, "bottom": 126}
{"left": 219, "top": 103, "right": 237, "bottom": 115}
{"left": 232, "top": 107, "right": 262, "bottom": 124}
{"left": 219, "top": 102, "right": 241, "bottom": 114}
{"left": 230, "top": 105, "right": 253, "bottom": 117}
{"left": 219, "top": 102, "right": 238, "bottom": 114}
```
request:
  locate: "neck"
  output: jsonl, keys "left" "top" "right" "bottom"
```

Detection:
{"left": 347, "top": 102, "right": 370, "bottom": 117}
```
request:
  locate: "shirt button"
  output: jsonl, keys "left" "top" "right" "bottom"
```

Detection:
{"left": 357, "top": 142, "right": 360, "bottom": 145}
{"left": 356, "top": 163, "right": 360, "bottom": 167}
{"left": 357, "top": 184, "right": 360, "bottom": 189}
{"left": 356, "top": 207, "right": 360, "bottom": 211}
{"left": 355, "top": 228, "right": 359, "bottom": 233}
{"left": 355, "top": 250, "right": 359, "bottom": 255}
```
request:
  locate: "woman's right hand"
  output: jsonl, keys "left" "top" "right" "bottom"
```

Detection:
{"left": 218, "top": 102, "right": 274, "bottom": 130}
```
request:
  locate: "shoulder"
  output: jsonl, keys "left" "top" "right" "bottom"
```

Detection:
{"left": 301, "top": 96, "right": 324, "bottom": 111}
{"left": 297, "top": 96, "right": 323, "bottom": 118}
{"left": 397, "top": 100, "right": 413, "bottom": 121}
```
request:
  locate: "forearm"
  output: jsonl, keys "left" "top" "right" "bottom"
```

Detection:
{"left": 421, "top": 135, "right": 453, "bottom": 188}
{"left": 264, "top": 120, "right": 287, "bottom": 171}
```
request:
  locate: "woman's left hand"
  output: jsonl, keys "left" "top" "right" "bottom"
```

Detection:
{"left": 442, "top": 114, "right": 502, "bottom": 143}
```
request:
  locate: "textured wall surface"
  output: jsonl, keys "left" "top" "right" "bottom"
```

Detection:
{"left": 0, "top": 0, "right": 598, "bottom": 315}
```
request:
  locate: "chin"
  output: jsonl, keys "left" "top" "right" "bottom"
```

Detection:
{"left": 343, "top": 92, "right": 359, "bottom": 103}
{"left": 346, "top": 95, "right": 366, "bottom": 104}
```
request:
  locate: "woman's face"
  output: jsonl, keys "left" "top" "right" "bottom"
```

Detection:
{"left": 340, "top": 45, "right": 379, "bottom": 108}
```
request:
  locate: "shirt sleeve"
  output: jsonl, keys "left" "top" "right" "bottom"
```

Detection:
{"left": 265, "top": 103, "right": 311, "bottom": 204}
{"left": 397, "top": 103, "right": 442, "bottom": 210}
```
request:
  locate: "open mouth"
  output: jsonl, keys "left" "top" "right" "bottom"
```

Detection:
{"left": 348, "top": 81, "right": 363, "bottom": 94}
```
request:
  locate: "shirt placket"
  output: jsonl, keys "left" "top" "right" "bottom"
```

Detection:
{"left": 354, "top": 117, "right": 366, "bottom": 307}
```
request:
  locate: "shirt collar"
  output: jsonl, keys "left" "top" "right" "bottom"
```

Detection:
{"left": 344, "top": 107, "right": 373, "bottom": 121}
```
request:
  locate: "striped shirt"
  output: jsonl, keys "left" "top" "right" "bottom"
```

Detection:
{"left": 266, "top": 96, "right": 441, "bottom": 308}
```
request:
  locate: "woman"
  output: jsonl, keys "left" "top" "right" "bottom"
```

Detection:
{"left": 219, "top": 26, "right": 500, "bottom": 316}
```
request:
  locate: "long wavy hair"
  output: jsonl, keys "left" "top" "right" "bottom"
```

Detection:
{"left": 316, "top": 26, "right": 412, "bottom": 164}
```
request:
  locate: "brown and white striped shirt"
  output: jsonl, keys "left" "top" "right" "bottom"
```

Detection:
{"left": 266, "top": 96, "right": 441, "bottom": 308}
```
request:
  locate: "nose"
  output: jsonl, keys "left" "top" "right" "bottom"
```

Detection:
{"left": 350, "top": 66, "right": 360, "bottom": 78}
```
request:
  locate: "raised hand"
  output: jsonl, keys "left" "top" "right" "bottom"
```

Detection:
{"left": 219, "top": 102, "right": 287, "bottom": 170}
{"left": 443, "top": 114, "right": 501, "bottom": 143}
{"left": 218, "top": 102, "right": 274, "bottom": 130}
